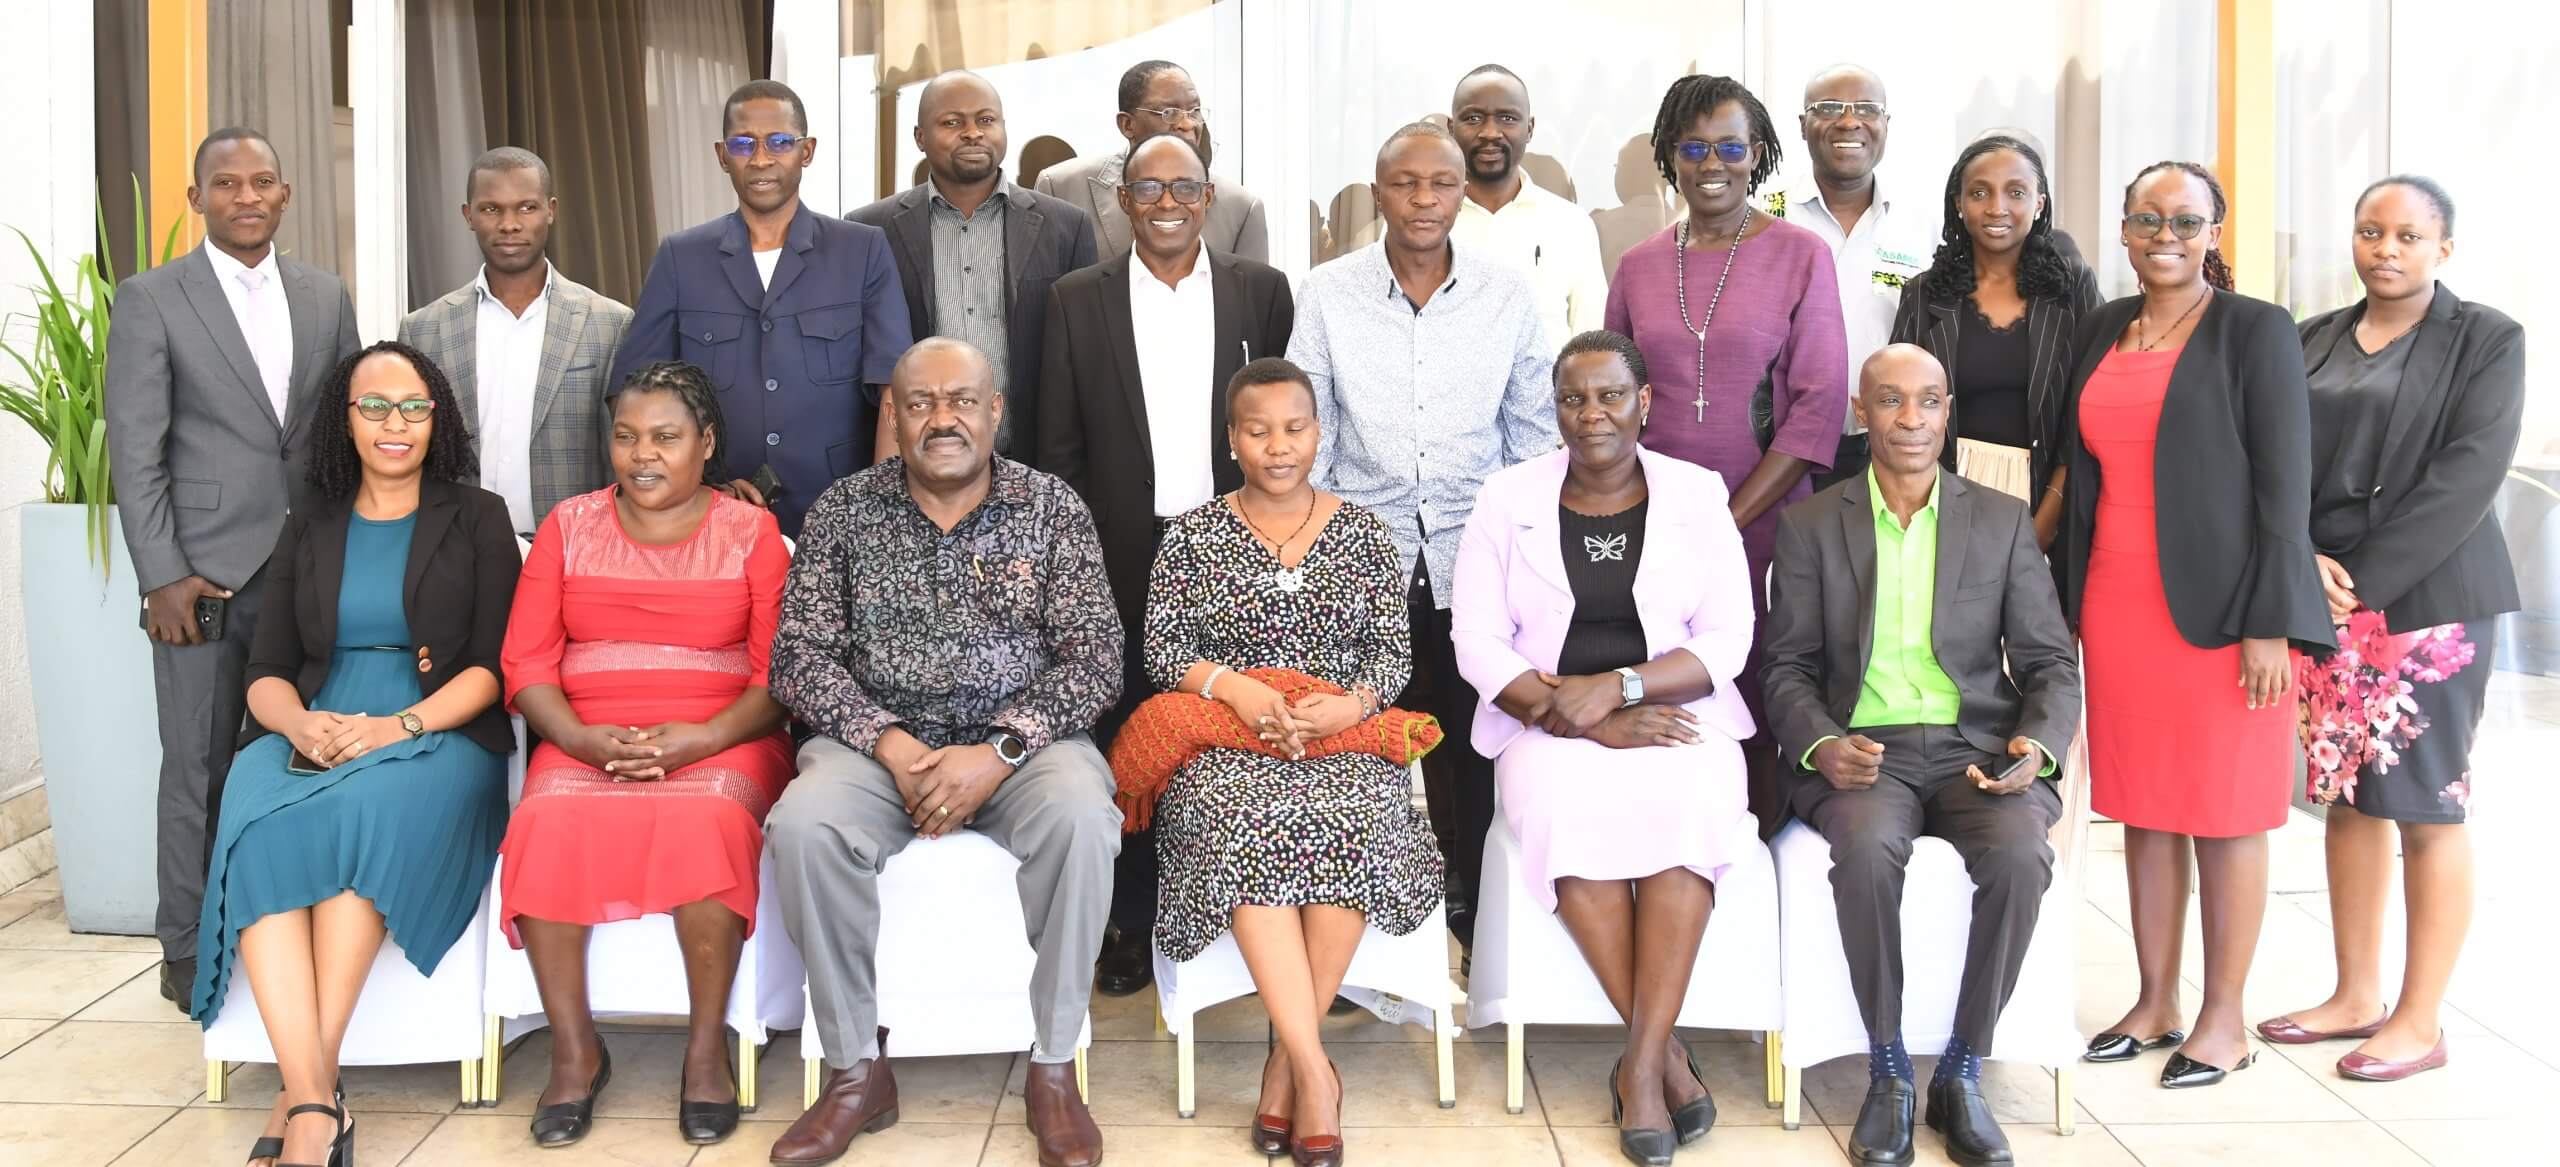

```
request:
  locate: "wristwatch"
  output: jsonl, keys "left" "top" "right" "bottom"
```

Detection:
{"left": 397, "top": 711, "right": 426, "bottom": 739}
{"left": 985, "top": 729, "right": 1029, "bottom": 769}
{"left": 1614, "top": 667, "right": 1644, "bottom": 709}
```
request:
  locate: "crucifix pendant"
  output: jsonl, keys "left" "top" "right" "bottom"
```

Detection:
{"left": 1693, "top": 393, "right": 1708, "bottom": 422}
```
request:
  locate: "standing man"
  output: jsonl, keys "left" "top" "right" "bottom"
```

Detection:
{"left": 402, "top": 147, "right": 633, "bottom": 537}
{"left": 1034, "top": 59, "right": 1270, "bottom": 264}
{"left": 1289, "top": 123, "right": 1556, "bottom": 947}
{"left": 849, "top": 70, "right": 1096, "bottom": 466}
{"left": 1448, "top": 64, "right": 1607, "bottom": 348}
{"left": 765, "top": 338, "right": 1118, "bottom": 1167}
{"left": 1761, "top": 346, "right": 2078, "bottom": 1167}
{"left": 1038, "top": 130, "right": 1295, "bottom": 995}
{"left": 613, "top": 79, "right": 911, "bottom": 538}
{"left": 105, "top": 128, "right": 361, "bottom": 1008}
{"left": 1767, "top": 65, "right": 1935, "bottom": 489}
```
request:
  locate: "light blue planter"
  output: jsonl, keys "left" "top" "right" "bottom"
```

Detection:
{"left": 18, "top": 503, "right": 159, "bottom": 935}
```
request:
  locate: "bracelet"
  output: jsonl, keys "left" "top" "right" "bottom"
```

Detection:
{"left": 2043, "top": 485, "right": 2065, "bottom": 500}
{"left": 1200, "top": 665, "right": 1229, "bottom": 702}
{"left": 1352, "top": 685, "right": 1380, "bottom": 718}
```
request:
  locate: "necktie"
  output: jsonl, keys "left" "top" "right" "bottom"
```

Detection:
{"left": 236, "top": 268, "right": 292, "bottom": 425}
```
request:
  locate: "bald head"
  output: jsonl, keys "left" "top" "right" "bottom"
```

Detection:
{"left": 1857, "top": 343, "right": 1950, "bottom": 473}
{"left": 892, "top": 336, "right": 994, "bottom": 387}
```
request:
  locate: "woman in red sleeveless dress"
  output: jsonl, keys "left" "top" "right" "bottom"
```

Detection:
{"left": 2057, "top": 163, "right": 2333, "bottom": 1090}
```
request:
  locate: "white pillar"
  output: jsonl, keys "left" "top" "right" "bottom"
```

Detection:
{"left": 349, "top": 0, "right": 408, "bottom": 341}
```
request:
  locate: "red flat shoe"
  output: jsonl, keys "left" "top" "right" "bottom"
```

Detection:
{"left": 2337, "top": 1034, "right": 2449, "bottom": 1082}
{"left": 2257, "top": 1012, "right": 2389, "bottom": 1045}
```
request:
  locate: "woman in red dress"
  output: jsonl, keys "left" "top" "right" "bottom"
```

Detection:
{"left": 2057, "top": 163, "right": 2333, "bottom": 1089}
{"left": 497, "top": 361, "right": 794, "bottom": 1148}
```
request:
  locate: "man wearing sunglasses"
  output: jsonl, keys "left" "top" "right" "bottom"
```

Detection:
{"left": 401, "top": 147, "right": 633, "bottom": 540}
{"left": 850, "top": 70, "right": 1098, "bottom": 468}
{"left": 105, "top": 127, "right": 362, "bottom": 1011}
{"left": 612, "top": 79, "right": 913, "bottom": 539}
{"left": 1035, "top": 59, "right": 1268, "bottom": 266}
{"left": 1765, "top": 65, "right": 1935, "bottom": 490}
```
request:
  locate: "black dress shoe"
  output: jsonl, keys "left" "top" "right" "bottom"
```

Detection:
{"left": 1847, "top": 1077, "right": 1916, "bottom": 1165}
{"left": 1669, "top": 1045, "right": 1716, "bottom": 1145}
{"left": 2158, "top": 1049, "right": 2256, "bottom": 1089}
{"left": 1925, "top": 1078, "right": 2013, "bottom": 1166}
{"left": 1608, "top": 1056, "right": 1675, "bottom": 1167}
{"left": 529, "top": 1045, "right": 612, "bottom": 1147}
{"left": 2083, "top": 1028, "right": 2185, "bottom": 1063}
{"left": 1094, "top": 929, "right": 1152, "bottom": 997}
{"left": 676, "top": 1060, "right": 740, "bottom": 1145}
{"left": 160, "top": 957, "right": 197, "bottom": 1013}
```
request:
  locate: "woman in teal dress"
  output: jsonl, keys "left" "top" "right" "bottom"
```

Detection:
{"left": 193, "top": 341, "right": 520, "bottom": 1167}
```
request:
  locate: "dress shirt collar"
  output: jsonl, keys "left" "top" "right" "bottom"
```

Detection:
{"left": 928, "top": 175, "right": 1018, "bottom": 218}
{"left": 203, "top": 242, "right": 278, "bottom": 284}
{"left": 1781, "top": 175, "right": 1908, "bottom": 240}
{"left": 1130, "top": 240, "right": 1210, "bottom": 292}
{"left": 1461, "top": 177, "right": 1552, "bottom": 220}
{"left": 470, "top": 261, "right": 555, "bottom": 312}
{"left": 1866, "top": 464, "right": 1942, "bottom": 529}
{"left": 1362, "top": 239, "right": 1465, "bottom": 306}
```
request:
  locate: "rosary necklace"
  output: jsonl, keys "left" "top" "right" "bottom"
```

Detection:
{"left": 1675, "top": 207, "right": 1751, "bottom": 422}
{"left": 1235, "top": 490, "right": 1318, "bottom": 593}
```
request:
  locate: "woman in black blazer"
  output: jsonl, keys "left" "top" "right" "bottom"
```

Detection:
{"left": 189, "top": 341, "right": 518, "bottom": 1167}
{"left": 2257, "top": 177, "right": 2523, "bottom": 1082}
{"left": 1891, "top": 134, "right": 2102, "bottom": 548}
{"left": 2058, "top": 162, "right": 2334, "bottom": 1089}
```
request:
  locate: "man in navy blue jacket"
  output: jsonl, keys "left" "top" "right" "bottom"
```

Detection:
{"left": 613, "top": 79, "right": 912, "bottom": 537}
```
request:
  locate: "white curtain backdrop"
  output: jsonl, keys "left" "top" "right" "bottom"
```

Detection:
{"left": 403, "top": 0, "right": 488, "bottom": 306}
{"left": 645, "top": 0, "right": 754, "bottom": 240}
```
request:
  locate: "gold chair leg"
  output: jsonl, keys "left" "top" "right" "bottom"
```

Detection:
{"left": 2055, "top": 1064, "right": 2076, "bottom": 1135}
{"left": 804, "top": 1052, "right": 821, "bottom": 1110}
{"left": 482, "top": 1014, "right": 503, "bottom": 1106}
{"left": 206, "top": 1060, "right": 227, "bottom": 1103}
{"left": 1153, "top": 997, "right": 1168, "bottom": 1037}
{"left": 460, "top": 1058, "right": 480, "bottom": 1106}
{"left": 1435, "top": 1018, "right": 1457, "bottom": 1109}
{"left": 1075, "top": 1045, "right": 1090, "bottom": 1103}
{"left": 1504, "top": 1020, "right": 1525, "bottom": 1115}
{"left": 1176, "top": 1025, "right": 1197, "bottom": 1119}
{"left": 1782, "top": 1065, "right": 1803, "bottom": 1130}
{"left": 1764, "top": 1031, "right": 1784, "bottom": 1108}
{"left": 739, "top": 1033, "right": 760, "bottom": 1112}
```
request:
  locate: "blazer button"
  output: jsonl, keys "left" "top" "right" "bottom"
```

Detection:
{"left": 762, "top": 320, "right": 774, "bottom": 333}
{"left": 701, "top": 331, "right": 714, "bottom": 342}
{"left": 416, "top": 646, "right": 432, "bottom": 673}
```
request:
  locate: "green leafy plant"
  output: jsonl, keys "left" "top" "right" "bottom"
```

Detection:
{"left": 0, "top": 179, "right": 184, "bottom": 569}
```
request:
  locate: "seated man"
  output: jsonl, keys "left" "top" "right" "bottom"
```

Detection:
{"left": 764, "top": 337, "right": 1122, "bottom": 1167}
{"left": 1761, "top": 344, "right": 2080, "bottom": 1167}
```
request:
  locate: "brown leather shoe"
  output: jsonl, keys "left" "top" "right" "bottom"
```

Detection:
{"left": 1023, "top": 1059, "right": 1103, "bottom": 1167}
{"left": 769, "top": 1027, "right": 898, "bottom": 1166}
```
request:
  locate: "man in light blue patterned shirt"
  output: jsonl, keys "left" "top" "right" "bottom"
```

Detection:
{"left": 1288, "top": 121, "right": 1556, "bottom": 947}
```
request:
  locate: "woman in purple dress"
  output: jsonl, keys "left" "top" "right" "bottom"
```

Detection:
{"left": 1606, "top": 73, "right": 1849, "bottom": 827}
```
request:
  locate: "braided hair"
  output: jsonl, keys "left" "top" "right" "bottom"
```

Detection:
{"left": 1647, "top": 74, "right": 1781, "bottom": 194}
{"left": 1553, "top": 330, "right": 1649, "bottom": 389}
{"left": 303, "top": 341, "right": 477, "bottom": 500}
{"left": 1924, "top": 136, "right": 2079, "bottom": 306}
{"left": 2123, "top": 160, "right": 2233, "bottom": 291}
{"left": 609, "top": 360, "right": 730, "bottom": 487}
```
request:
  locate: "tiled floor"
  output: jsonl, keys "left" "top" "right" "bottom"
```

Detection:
{"left": 4, "top": 673, "right": 2553, "bottom": 1166}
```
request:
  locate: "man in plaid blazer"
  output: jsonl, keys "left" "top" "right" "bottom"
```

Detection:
{"left": 402, "top": 147, "right": 634, "bottom": 537}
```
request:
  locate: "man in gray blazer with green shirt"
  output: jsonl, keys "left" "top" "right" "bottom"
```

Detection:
{"left": 400, "top": 147, "right": 634, "bottom": 537}
{"left": 105, "top": 129, "right": 360, "bottom": 1008}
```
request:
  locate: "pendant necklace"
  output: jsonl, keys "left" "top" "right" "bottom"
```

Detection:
{"left": 1235, "top": 491, "right": 1319, "bottom": 593}
{"left": 2135, "top": 286, "right": 2209, "bottom": 351}
{"left": 1674, "top": 207, "right": 1751, "bottom": 422}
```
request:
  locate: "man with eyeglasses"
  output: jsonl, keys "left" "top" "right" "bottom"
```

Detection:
{"left": 1448, "top": 64, "right": 1607, "bottom": 349}
{"left": 402, "top": 147, "right": 632, "bottom": 539}
{"left": 1036, "top": 130, "right": 1296, "bottom": 996}
{"left": 851, "top": 70, "right": 1097, "bottom": 468}
{"left": 613, "top": 79, "right": 912, "bottom": 538}
{"left": 1036, "top": 59, "right": 1269, "bottom": 265}
{"left": 1767, "top": 65, "right": 1936, "bottom": 490}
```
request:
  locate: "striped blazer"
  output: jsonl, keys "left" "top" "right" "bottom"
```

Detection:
{"left": 1889, "top": 258, "right": 2103, "bottom": 489}
{"left": 400, "top": 272, "right": 634, "bottom": 532}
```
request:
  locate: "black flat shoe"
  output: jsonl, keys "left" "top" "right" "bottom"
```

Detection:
{"left": 677, "top": 1059, "right": 741, "bottom": 1145}
{"left": 1669, "top": 1044, "right": 1716, "bottom": 1145}
{"left": 1925, "top": 1078, "right": 2013, "bottom": 1166}
{"left": 2158, "top": 1049, "right": 2256, "bottom": 1089}
{"left": 161, "top": 957, "right": 198, "bottom": 1015}
{"left": 1846, "top": 1077, "right": 1915, "bottom": 1165}
{"left": 1094, "top": 928, "right": 1152, "bottom": 997}
{"left": 2084, "top": 1028, "right": 2186, "bottom": 1063}
{"left": 530, "top": 1045, "right": 612, "bottom": 1147}
{"left": 1608, "top": 1056, "right": 1674, "bottom": 1167}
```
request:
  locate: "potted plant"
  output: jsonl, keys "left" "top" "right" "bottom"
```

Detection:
{"left": 2, "top": 185, "right": 181, "bottom": 934}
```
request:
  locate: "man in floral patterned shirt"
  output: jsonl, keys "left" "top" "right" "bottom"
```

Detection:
{"left": 765, "top": 337, "right": 1120, "bottom": 1167}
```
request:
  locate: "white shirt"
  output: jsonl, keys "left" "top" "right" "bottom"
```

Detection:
{"left": 753, "top": 247, "right": 781, "bottom": 288}
{"left": 472, "top": 263, "right": 554, "bottom": 536}
{"left": 1128, "top": 245, "right": 1218, "bottom": 517}
{"left": 203, "top": 244, "right": 293, "bottom": 425}
{"left": 1772, "top": 180, "right": 1935, "bottom": 433}
{"left": 1452, "top": 179, "right": 1606, "bottom": 351}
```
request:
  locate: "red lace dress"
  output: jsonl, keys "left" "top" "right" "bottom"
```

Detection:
{"left": 495, "top": 490, "right": 794, "bottom": 942}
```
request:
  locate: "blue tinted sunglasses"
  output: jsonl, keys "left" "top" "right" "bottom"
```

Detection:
{"left": 722, "top": 133, "right": 804, "bottom": 159}
{"left": 1674, "top": 140, "right": 1752, "bottom": 164}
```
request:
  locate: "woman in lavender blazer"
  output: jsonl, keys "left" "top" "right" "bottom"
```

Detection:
{"left": 1452, "top": 331, "right": 1760, "bottom": 1161}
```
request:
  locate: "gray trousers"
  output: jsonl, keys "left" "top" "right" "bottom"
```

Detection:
{"left": 1789, "top": 723, "right": 2061, "bottom": 1052}
{"left": 150, "top": 568, "right": 265, "bottom": 960}
{"left": 770, "top": 733, "right": 1121, "bottom": 1068}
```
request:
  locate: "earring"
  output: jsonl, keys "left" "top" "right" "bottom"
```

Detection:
{"left": 1228, "top": 450, "right": 1237, "bottom": 460}
{"left": 1640, "top": 411, "right": 1651, "bottom": 428}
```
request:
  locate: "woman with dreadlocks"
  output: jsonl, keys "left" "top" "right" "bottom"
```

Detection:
{"left": 2058, "top": 161, "right": 2330, "bottom": 1090}
{"left": 1889, "top": 135, "right": 2102, "bottom": 548}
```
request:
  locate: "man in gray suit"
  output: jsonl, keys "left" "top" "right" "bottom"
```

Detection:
{"left": 1760, "top": 344, "right": 2079, "bottom": 1167}
{"left": 105, "top": 128, "right": 360, "bottom": 1008}
{"left": 1034, "top": 59, "right": 1268, "bottom": 266}
{"left": 400, "top": 147, "right": 635, "bottom": 537}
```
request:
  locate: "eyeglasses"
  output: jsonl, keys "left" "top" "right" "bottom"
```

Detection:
{"left": 2125, "top": 211, "right": 2214, "bottom": 240}
{"left": 1804, "top": 100, "right": 1887, "bottom": 121}
{"left": 1674, "top": 140, "right": 1752, "bottom": 164}
{"left": 1124, "top": 179, "right": 1210, "bottom": 205}
{"left": 1131, "top": 105, "right": 1207, "bottom": 125}
{"left": 721, "top": 132, "right": 803, "bottom": 159}
{"left": 350, "top": 396, "right": 436, "bottom": 423}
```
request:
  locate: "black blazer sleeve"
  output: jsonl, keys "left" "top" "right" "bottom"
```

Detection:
{"left": 1998, "top": 492, "right": 2081, "bottom": 755}
{"left": 458, "top": 489, "right": 520, "bottom": 694}
{"left": 1261, "top": 268, "right": 1297, "bottom": 355}
{"left": 1889, "top": 269, "right": 1929, "bottom": 346}
{"left": 1758, "top": 502, "right": 1839, "bottom": 767}
{"left": 2228, "top": 299, "right": 2330, "bottom": 648}
{"left": 2339, "top": 315, "right": 2526, "bottom": 615}
{"left": 1036, "top": 287, "right": 1086, "bottom": 491}
{"left": 243, "top": 511, "right": 307, "bottom": 693}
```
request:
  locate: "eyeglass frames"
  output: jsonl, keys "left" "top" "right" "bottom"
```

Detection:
{"left": 2124, "top": 211, "right": 2214, "bottom": 241}
{"left": 721, "top": 132, "right": 804, "bottom": 159}
{"left": 350, "top": 396, "right": 436, "bottom": 423}
{"left": 1123, "top": 179, "right": 1210, "bottom": 205}
{"left": 1804, "top": 100, "right": 1887, "bottom": 121}
{"left": 1674, "top": 140, "right": 1752, "bottom": 164}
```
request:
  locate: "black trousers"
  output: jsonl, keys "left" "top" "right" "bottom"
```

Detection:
{"left": 1407, "top": 564, "right": 1489, "bottom": 943}
{"left": 1788, "top": 724, "right": 2060, "bottom": 1052}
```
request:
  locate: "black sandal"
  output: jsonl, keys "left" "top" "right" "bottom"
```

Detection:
{"left": 530, "top": 1044, "right": 613, "bottom": 1147}
{"left": 276, "top": 1101, "right": 347, "bottom": 1167}
{"left": 251, "top": 1081, "right": 347, "bottom": 1166}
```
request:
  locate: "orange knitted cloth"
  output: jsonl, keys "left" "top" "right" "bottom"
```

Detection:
{"left": 1108, "top": 667, "right": 1443, "bottom": 833}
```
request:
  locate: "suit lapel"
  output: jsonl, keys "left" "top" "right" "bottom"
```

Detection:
{"left": 762, "top": 205, "right": 815, "bottom": 310}
{"left": 308, "top": 506, "right": 348, "bottom": 652}
{"left": 892, "top": 190, "right": 937, "bottom": 318}
{"left": 529, "top": 282, "right": 586, "bottom": 435}
{"left": 1004, "top": 191, "right": 1043, "bottom": 317}
{"left": 1097, "top": 254, "right": 1152, "bottom": 458}
{"left": 279, "top": 260, "right": 322, "bottom": 442}
{"left": 1087, "top": 170, "right": 1130, "bottom": 256}
{"left": 1209, "top": 253, "right": 1246, "bottom": 491}
{"left": 436, "top": 291, "right": 482, "bottom": 431}
{"left": 403, "top": 484, "right": 459, "bottom": 615}
{"left": 714, "top": 214, "right": 767, "bottom": 315}
{"left": 1929, "top": 474, "right": 1972, "bottom": 667}
{"left": 175, "top": 248, "right": 281, "bottom": 432}
{"left": 2373, "top": 284, "right": 2464, "bottom": 482}
{"left": 1838, "top": 476, "right": 1879, "bottom": 681}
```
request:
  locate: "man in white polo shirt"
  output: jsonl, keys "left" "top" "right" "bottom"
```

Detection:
{"left": 1449, "top": 64, "right": 1607, "bottom": 348}
{"left": 1768, "top": 65, "right": 1937, "bottom": 489}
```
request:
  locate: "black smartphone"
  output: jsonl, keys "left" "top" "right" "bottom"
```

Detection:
{"left": 286, "top": 749, "right": 326, "bottom": 776}
{"left": 749, "top": 463, "right": 784, "bottom": 509}
{"left": 1988, "top": 752, "right": 2038, "bottom": 786}
{"left": 138, "top": 591, "right": 230, "bottom": 640}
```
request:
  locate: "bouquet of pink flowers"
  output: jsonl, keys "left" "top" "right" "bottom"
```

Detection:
{"left": 2296, "top": 610, "right": 2475, "bottom": 807}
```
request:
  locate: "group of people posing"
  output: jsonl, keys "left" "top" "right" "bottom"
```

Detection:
{"left": 104, "top": 53, "right": 2522, "bottom": 1167}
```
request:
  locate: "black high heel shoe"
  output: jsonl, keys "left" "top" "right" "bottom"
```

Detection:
{"left": 1670, "top": 1044, "right": 1717, "bottom": 1145}
{"left": 276, "top": 1100, "right": 347, "bottom": 1167}
{"left": 1609, "top": 1056, "right": 1675, "bottom": 1167}
{"left": 249, "top": 1081, "right": 348, "bottom": 1166}
{"left": 677, "top": 1052, "right": 742, "bottom": 1145}
{"left": 530, "top": 1044, "right": 613, "bottom": 1147}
